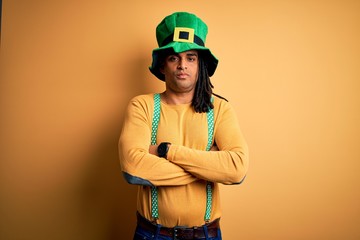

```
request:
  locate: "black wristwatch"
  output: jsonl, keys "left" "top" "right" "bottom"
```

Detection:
{"left": 157, "top": 142, "right": 171, "bottom": 159}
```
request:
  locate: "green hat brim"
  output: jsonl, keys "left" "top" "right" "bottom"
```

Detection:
{"left": 149, "top": 41, "right": 218, "bottom": 81}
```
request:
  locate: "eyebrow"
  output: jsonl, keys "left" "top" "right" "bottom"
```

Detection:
{"left": 171, "top": 51, "right": 198, "bottom": 56}
{"left": 186, "top": 52, "right": 198, "bottom": 57}
{"left": 167, "top": 52, "right": 198, "bottom": 58}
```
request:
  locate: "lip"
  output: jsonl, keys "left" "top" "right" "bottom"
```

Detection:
{"left": 176, "top": 72, "right": 189, "bottom": 79}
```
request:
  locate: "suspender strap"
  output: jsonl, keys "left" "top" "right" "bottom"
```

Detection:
{"left": 150, "top": 93, "right": 214, "bottom": 222}
{"left": 150, "top": 93, "right": 161, "bottom": 220}
{"left": 204, "top": 99, "right": 214, "bottom": 222}
{"left": 151, "top": 93, "right": 161, "bottom": 145}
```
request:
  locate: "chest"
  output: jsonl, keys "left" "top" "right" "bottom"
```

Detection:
{"left": 155, "top": 104, "right": 211, "bottom": 150}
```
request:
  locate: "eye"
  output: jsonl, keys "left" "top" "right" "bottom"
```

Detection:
{"left": 168, "top": 56, "right": 179, "bottom": 62}
{"left": 187, "top": 55, "right": 198, "bottom": 62}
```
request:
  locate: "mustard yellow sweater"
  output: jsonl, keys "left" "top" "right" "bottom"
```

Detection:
{"left": 119, "top": 93, "right": 249, "bottom": 227}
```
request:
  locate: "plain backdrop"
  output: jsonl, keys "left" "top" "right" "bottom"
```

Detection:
{"left": 1, "top": 0, "right": 359, "bottom": 239}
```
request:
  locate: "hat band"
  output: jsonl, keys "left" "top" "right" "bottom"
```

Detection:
{"left": 161, "top": 33, "right": 205, "bottom": 47}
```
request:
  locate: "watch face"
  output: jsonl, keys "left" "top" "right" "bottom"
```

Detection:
{"left": 158, "top": 143, "right": 165, "bottom": 156}
{"left": 158, "top": 142, "right": 169, "bottom": 157}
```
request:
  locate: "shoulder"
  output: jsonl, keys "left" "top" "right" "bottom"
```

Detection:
{"left": 126, "top": 93, "right": 158, "bottom": 114}
{"left": 129, "top": 93, "right": 154, "bottom": 104}
{"left": 128, "top": 93, "right": 157, "bottom": 108}
{"left": 212, "top": 94, "right": 238, "bottom": 121}
{"left": 213, "top": 94, "right": 232, "bottom": 110}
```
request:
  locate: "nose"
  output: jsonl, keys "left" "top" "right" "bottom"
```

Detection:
{"left": 177, "top": 58, "right": 187, "bottom": 70}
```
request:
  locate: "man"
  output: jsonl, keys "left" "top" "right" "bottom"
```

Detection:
{"left": 119, "top": 12, "right": 249, "bottom": 240}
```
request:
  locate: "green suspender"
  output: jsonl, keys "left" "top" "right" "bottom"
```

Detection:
{"left": 150, "top": 93, "right": 161, "bottom": 219}
{"left": 150, "top": 93, "right": 214, "bottom": 222}
{"left": 205, "top": 103, "right": 215, "bottom": 222}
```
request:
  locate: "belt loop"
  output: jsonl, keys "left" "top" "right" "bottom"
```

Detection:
{"left": 203, "top": 225, "right": 209, "bottom": 240}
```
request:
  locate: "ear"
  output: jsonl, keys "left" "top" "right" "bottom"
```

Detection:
{"left": 159, "top": 66, "right": 165, "bottom": 74}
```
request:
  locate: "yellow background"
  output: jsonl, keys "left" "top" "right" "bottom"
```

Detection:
{"left": 1, "top": 0, "right": 359, "bottom": 239}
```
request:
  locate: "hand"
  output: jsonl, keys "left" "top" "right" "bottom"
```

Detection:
{"left": 149, "top": 145, "right": 158, "bottom": 156}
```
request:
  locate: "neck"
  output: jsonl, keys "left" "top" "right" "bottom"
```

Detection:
{"left": 161, "top": 91, "right": 193, "bottom": 105}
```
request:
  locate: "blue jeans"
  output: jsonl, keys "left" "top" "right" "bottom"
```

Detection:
{"left": 133, "top": 223, "right": 222, "bottom": 240}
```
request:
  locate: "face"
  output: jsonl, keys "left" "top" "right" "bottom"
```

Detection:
{"left": 160, "top": 50, "right": 199, "bottom": 95}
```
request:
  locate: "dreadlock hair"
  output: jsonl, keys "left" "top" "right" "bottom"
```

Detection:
{"left": 192, "top": 52, "right": 227, "bottom": 113}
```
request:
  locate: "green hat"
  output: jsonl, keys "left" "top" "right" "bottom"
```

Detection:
{"left": 149, "top": 12, "right": 219, "bottom": 81}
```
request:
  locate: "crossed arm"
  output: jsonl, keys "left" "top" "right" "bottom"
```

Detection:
{"left": 119, "top": 96, "right": 249, "bottom": 187}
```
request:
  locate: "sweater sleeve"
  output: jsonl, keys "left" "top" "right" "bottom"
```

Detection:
{"left": 119, "top": 95, "right": 198, "bottom": 187}
{"left": 167, "top": 99, "right": 249, "bottom": 185}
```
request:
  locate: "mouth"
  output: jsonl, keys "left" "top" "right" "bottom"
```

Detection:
{"left": 176, "top": 72, "right": 189, "bottom": 79}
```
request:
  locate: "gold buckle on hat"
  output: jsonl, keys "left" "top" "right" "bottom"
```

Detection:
{"left": 173, "top": 27, "right": 194, "bottom": 43}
